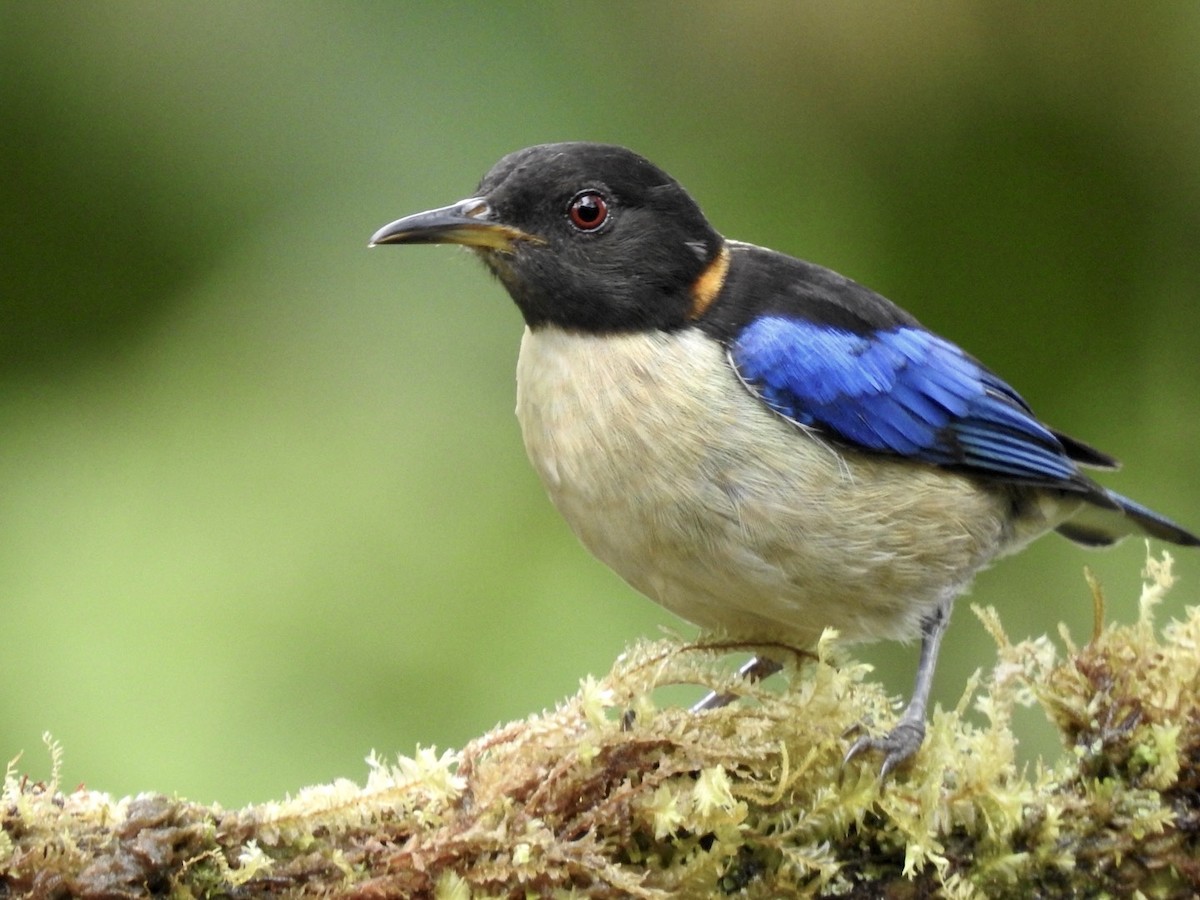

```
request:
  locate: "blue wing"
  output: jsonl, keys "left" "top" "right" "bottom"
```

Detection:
{"left": 729, "top": 315, "right": 1083, "bottom": 485}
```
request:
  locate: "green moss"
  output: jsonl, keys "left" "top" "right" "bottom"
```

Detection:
{"left": 3, "top": 552, "right": 1199, "bottom": 898}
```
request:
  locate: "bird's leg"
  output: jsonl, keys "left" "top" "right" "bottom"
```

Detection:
{"left": 691, "top": 655, "right": 783, "bottom": 712}
{"left": 844, "top": 596, "right": 952, "bottom": 777}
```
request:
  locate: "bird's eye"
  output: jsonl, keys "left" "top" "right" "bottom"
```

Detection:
{"left": 567, "top": 191, "right": 609, "bottom": 231}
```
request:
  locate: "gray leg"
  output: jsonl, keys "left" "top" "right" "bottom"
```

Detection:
{"left": 691, "top": 656, "right": 783, "bottom": 712}
{"left": 844, "top": 596, "right": 952, "bottom": 777}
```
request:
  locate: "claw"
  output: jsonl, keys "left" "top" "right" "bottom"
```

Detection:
{"left": 691, "top": 655, "right": 782, "bottom": 712}
{"left": 843, "top": 719, "right": 926, "bottom": 777}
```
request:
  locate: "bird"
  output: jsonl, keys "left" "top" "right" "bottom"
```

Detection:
{"left": 370, "top": 142, "right": 1199, "bottom": 775}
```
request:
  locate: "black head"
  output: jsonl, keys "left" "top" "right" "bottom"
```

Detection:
{"left": 371, "top": 143, "right": 725, "bottom": 332}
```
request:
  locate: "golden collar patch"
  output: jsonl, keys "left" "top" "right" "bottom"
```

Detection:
{"left": 689, "top": 243, "right": 730, "bottom": 320}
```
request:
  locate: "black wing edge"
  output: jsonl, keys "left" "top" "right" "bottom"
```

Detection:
{"left": 1052, "top": 429, "right": 1120, "bottom": 470}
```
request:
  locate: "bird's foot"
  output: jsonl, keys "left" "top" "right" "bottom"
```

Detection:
{"left": 843, "top": 718, "right": 926, "bottom": 779}
{"left": 691, "top": 656, "right": 783, "bottom": 713}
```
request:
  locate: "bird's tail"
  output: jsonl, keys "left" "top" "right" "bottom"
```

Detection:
{"left": 1055, "top": 488, "right": 1200, "bottom": 548}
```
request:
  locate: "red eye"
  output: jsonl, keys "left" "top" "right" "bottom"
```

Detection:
{"left": 568, "top": 191, "right": 608, "bottom": 231}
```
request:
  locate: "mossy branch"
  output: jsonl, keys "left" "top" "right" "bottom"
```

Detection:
{"left": 4, "top": 551, "right": 1199, "bottom": 898}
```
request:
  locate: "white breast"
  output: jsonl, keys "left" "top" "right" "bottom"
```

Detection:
{"left": 514, "top": 326, "right": 1046, "bottom": 646}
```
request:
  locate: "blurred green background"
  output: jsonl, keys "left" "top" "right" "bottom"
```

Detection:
{"left": 3, "top": 3, "right": 1198, "bottom": 806}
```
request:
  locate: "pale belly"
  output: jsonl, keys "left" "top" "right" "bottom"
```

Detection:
{"left": 514, "top": 326, "right": 1058, "bottom": 646}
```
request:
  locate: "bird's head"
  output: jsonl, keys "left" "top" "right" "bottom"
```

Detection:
{"left": 371, "top": 143, "right": 726, "bottom": 332}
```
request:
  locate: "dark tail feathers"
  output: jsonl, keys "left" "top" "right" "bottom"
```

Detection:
{"left": 1056, "top": 488, "right": 1200, "bottom": 548}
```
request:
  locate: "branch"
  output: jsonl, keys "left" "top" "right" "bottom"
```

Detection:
{"left": 3, "top": 552, "right": 1198, "bottom": 898}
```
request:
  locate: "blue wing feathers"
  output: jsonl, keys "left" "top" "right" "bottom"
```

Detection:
{"left": 731, "top": 315, "right": 1085, "bottom": 486}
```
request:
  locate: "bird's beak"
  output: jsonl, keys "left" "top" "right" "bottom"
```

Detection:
{"left": 369, "top": 198, "right": 540, "bottom": 252}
